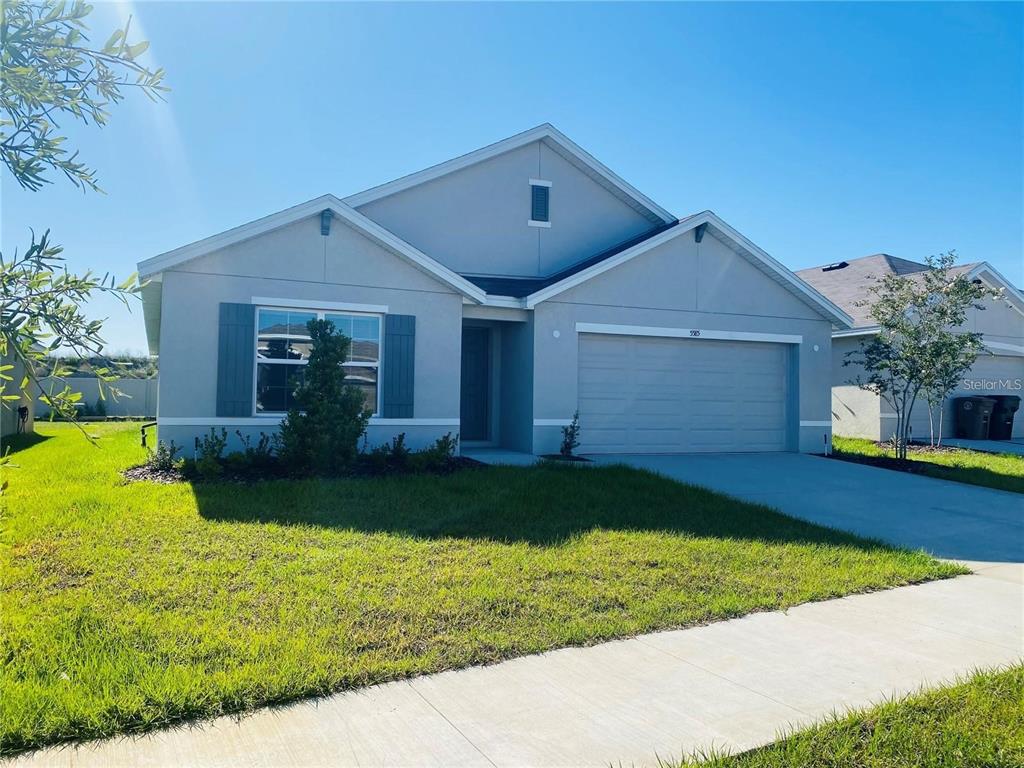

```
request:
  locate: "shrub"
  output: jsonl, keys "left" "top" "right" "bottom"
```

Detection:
{"left": 560, "top": 411, "right": 581, "bottom": 457}
{"left": 364, "top": 432, "right": 410, "bottom": 474}
{"left": 411, "top": 432, "right": 459, "bottom": 474}
{"left": 222, "top": 432, "right": 278, "bottom": 480}
{"left": 277, "top": 320, "right": 370, "bottom": 475}
{"left": 145, "top": 440, "right": 180, "bottom": 472}
{"left": 196, "top": 428, "right": 228, "bottom": 482}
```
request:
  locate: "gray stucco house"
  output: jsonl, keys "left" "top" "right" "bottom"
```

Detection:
{"left": 797, "top": 254, "right": 1024, "bottom": 441}
{"left": 138, "top": 124, "right": 853, "bottom": 456}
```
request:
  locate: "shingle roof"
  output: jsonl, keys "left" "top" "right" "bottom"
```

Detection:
{"left": 460, "top": 220, "right": 681, "bottom": 298}
{"left": 795, "top": 254, "right": 979, "bottom": 328}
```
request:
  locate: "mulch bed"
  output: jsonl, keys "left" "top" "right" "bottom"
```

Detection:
{"left": 540, "top": 454, "right": 592, "bottom": 463}
{"left": 122, "top": 456, "right": 483, "bottom": 485}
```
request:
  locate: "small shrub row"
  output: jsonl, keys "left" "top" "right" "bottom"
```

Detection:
{"left": 143, "top": 428, "right": 460, "bottom": 483}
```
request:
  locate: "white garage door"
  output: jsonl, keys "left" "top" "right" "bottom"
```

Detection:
{"left": 578, "top": 333, "right": 791, "bottom": 453}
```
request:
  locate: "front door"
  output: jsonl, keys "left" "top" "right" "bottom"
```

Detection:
{"left": 460, "top": 327, "right": 490, "bottom": 441}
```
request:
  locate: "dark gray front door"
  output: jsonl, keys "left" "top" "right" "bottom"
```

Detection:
{"left": 460, "top": 327, "right": 490, "bottom": 441}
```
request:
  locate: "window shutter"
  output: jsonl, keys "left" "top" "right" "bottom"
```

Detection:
{"left": 531, "top": 185, "right": 550, "bottom": 222}
{"left": 216, "top": 303, "right": 255, "bottom": 417}
{"left": 382, "top": 314, "right": 415, "bottom": 418}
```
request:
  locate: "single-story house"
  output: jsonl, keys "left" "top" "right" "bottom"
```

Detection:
{"left": 796, "top": 254, "right": 1024, "bottom": 441}
{"left": 138, "top": 124, "right": 852, "bottom": 457}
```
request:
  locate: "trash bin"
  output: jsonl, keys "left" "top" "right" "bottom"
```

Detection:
{"left": 955, "top": 397, "right": 997, "bottom": 440}
{"left": 988, "top": 395, "right": 1021, "bottom": 440}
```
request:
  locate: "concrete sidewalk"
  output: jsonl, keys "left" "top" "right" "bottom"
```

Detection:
{"left": 10, "top": 566, "right": 1021, "bottom": 768}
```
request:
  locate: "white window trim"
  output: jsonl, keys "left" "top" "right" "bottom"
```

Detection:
{"left": 159, "top": 417, "right": 459, "bottom": 427}
{"left": 253, "top": 305, "right": 384, "bottom": 417}
{"left": 528, "top": 178, "right": 552, "bottom": 188}
{"left": 251, "top": 296, "right": 389, "bottom": 314}
{"left": 527, "top": 220, "right": 552, "bottom": 228}
{"left": 574, "top": 322, "right": 803, "bottom": 345}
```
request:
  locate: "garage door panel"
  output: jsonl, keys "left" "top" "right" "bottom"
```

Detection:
{"left": 578, "top": 334, "right": 790, "bottom": 453}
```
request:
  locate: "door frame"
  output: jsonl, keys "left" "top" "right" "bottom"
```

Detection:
{"left": 460, "top": 324, "right": 501, "bottom": 445}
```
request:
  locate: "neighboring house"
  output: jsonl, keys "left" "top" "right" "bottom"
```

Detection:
{"left": 797, "top": 254, "right": 1024, "bottom": 441}
{"left": 138, "top": 124, "right": 852, "bottom": 457}
{"left": 0, "top": 353, "right": 34, "bottom": 440}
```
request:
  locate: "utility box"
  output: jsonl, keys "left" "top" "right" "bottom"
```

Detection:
{"left": 988, "top": 395, "right": 1021, "bottom": 441}
{"left": 955, "top": 397, "right": 996, "bottom": 440}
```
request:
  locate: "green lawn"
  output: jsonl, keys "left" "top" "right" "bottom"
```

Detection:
{"left": 832, "top": 436, "right": 1024, "bottom": 494}
{"left": 1, "top": 423, "right": 964, "bottom": 755}
{"left": 676, "top": 665, "right": 1024, "bottom": 767}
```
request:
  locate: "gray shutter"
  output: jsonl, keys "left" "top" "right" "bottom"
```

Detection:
{"left": 531, "top": 185, "right": 549, "bottom": 221}
{"left": 382, "top": 314, "right": 415, "bottom": 418}
{"left": 216, "top": 303, "right": 255, "bottom": 417}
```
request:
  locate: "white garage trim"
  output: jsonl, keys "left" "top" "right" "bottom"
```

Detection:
{"left": 575, "top": 322, "right": 802, "bottom": 345}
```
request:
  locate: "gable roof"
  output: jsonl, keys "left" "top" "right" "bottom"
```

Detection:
{"left": 137, "top": 194, "right": 487, "bottom": 303}
{"left": 342, "top": 123, "right": 676, "bottom": 226}
{"left": 461, "top": 220, "right": 681, "bottom": 298}
{"left": 520, "top": 211, "right": 853, "bottom": 328}
{"left": 797, "top": 254, "right": 1024, "bottom": 329}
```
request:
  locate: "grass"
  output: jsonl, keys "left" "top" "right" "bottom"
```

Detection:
{"left": 675, "top": 665, "right": 1024, "bottom": 767}
{"left": 832, "top": 436, "right": 1024, "bottom": 494}
{"left": 0, "top": 423, "right": 964, "bottom": 756}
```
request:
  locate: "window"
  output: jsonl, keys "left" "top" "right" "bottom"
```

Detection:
{"left": 529, "top": 179, "right": 551, "bottom": 226}
{"left": 255, "top": 307, "right": 381, "bottom": 415}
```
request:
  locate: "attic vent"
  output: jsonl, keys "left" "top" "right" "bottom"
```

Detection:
{"left": 822, "top": 261, "right": 849, "bottom": 272}
{"left": 529, "top": 179, "right": 551, "bottom": 226}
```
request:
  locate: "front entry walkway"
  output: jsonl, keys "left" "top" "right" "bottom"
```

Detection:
{"left": 10, "top": 568, "right": 1020, "bottom": 768}
{"left": 461, "top": 447, "right": 539, "bottom": 466}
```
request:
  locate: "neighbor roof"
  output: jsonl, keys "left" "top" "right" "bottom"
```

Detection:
{"left": 343, "top": 123, "right": 677, "bottom": 226}
{"left": 797, "top": 254, "right": 1023, "bottom": 329}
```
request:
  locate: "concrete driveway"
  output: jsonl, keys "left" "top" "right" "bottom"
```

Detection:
{"left": 587, "top": 453, "right": 1024, "bottom": 564}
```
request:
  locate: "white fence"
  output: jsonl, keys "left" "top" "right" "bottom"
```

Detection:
{"left": 35, "top": 377, "right": 158, "bottom": 418}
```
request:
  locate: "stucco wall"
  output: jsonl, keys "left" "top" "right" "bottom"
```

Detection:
{"left": 527, "top": 233, "right": 835, "bottom": 454}
{"left": 355, "top": 140, "right": 656, "bottom": 278}
{"left": 156, "top": 213, "right": 464, "bottom": 452}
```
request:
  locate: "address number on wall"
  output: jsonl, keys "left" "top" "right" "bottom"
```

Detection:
{"left": 689, "top": 329, "right": 701, "bottom": 337}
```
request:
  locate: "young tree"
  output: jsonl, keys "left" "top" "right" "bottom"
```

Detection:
{"left": 846, "top": 252, "right": 998, "bottom": 459}
{"left": 1, "top": 1, "right": 167, "bottom": 426}
{"left": 277, "top": 320, "right": 372, "bottom": 476}
{"left": 921, "top": 331, "right": 986, "bottom": 448}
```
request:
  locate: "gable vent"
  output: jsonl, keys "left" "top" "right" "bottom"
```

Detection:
{"left": 530, "top": 182, "right": 550, "bottom": 223}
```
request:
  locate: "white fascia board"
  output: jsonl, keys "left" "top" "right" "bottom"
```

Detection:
{"left": 985, "top": 340, "right": 1024, "bottom": 355}
{"left": 833, "top": 326, "right": 880, "bottom": 339}
{"left": 527, "top": 212, "right": 854, "bottom": 329}
{"left": 967, "top": 262, "right": 1024, "bottom": 318}
{"left": 136, "top": 194, "right": 486, "bottom": 304}
{"left": 342, "top": 123, "right": 676, "bottom": 225}
{"left": 575, "top": 322, "right": 802, "bottom": 345}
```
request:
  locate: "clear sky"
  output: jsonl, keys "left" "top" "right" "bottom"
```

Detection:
{"left": 3, "top": 1, "right": 1021, "bottom": 355}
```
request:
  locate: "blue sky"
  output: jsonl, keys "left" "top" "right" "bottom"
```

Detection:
{"left": 3, "top": 1, "right": 1021, "bottom": 355}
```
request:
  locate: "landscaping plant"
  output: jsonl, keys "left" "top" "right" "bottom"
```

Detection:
{"left": 845, "top": 252, "right": 999, "bottom": 458}
{"left": 277, "top": 320, "right": 371, "bottom": 475}
{"left": 560, "top": 410, "right": 581, "bottom": 457}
